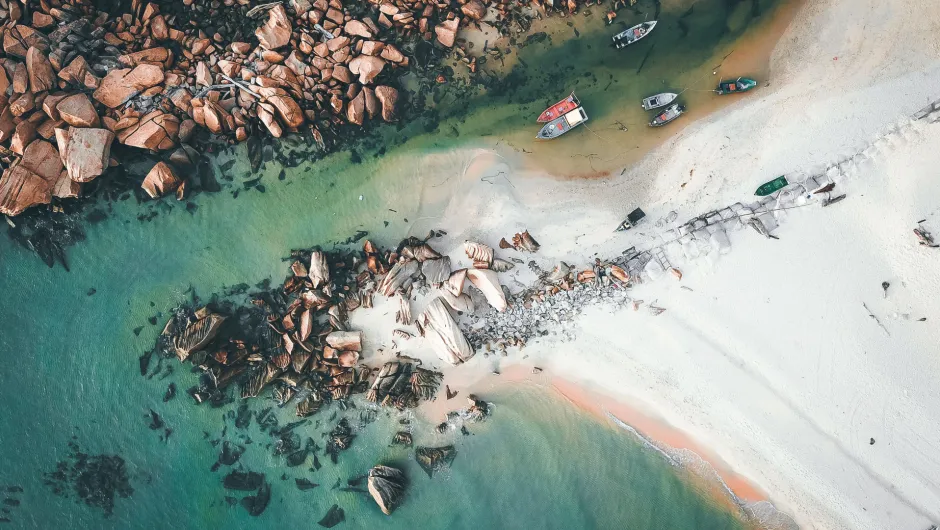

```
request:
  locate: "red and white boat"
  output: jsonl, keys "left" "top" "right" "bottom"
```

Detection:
{"left": 537, "top": 92, "right": 580, "bottom": 123}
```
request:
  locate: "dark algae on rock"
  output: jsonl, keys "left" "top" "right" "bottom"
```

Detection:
{"left": 42, "top": 440, "right": 134, "bottom": 517}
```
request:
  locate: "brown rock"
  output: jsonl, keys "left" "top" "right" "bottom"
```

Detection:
{"left": 53, "top": 170, "right": 81, "bottom": 199}
{"left": 326, "top": 8, "right": 344, "bottom": 25}
{"left": 267, "top": 94, "right": 304, "bottom": 128}
{"left": 345, "top": 20, "right": 373, "bottom": 38}
{"left": 332, "top": 64, "right": 352, "bottom": 84}
{"left": 195, "top": 61, "right": 212, "bottom": 86}
{"left": 231, "top": 42, "right": 252, "bottom": 54}
{"left": 118, "top": 48, "right": 171, "bottom": 67}
{"left": 235, "top": 127, "right": 247, "bottom": 141}
{"left": 58, "top": 55, "right": 90, "bottom": 86}
{"left": 361, "top": 41, "right": 385, "bottom": 56}
{"left": 202, "top": 102, "right": 224, "bottom": 134}
{"left": 434, "top": 19, "right": 460, "bottom": 48}
{"left": 347, "top": 89, "right": 365, "bottom": 125}
{"left": 256, "top": 5, "right": 292, "bottom": 50}
{"left": 117, "top": 111, "right": 179, "bottom": 150}
{"left": 257, "top": 106, "right": 283, "bottom": 137}
{"left": 461, "top": 0, "right": 487, "bottom": 20}
{"left": 0, "top": 108, "right": 16, "bottom": 143}
{"left": 362, "top": 86, "right": 378, "bottom": 120}
{"left": 93, "top": 65, "right": 165, "bottom": 108}
{"left": 348, "top": 55, "right": 385, "bottom": 85}
{"left": 3, "top": 25, "right": 48, "bottom": 59}
{"left": 0, "top": 165, "right": 52, "bottom": 216}
{"left": 10, "top": 92, "right": 34, "bottom": 116}
{"left": 56, "top": 94, "right": 101, "bottom": 128}
{"left": 261, "top": 50, "right": 285, "bottom": 63}
{"left": 375, "top": 85, "right": 398, "bottom": 122}
{"left": 12, "top": 62, "right": 27, "bottom": 94}
{"left": 26, "top": 47, "right": 55, "bottom": 93}
{"left": 327, "top": 36, "right": 349, "bottom": 53}
{"left": 54, "top": 128, "right": 114, "bottom": 183}
{"left": 32, "top": 12, "right": 55, "bottom": 29}
{"left": 10, "top": 121, "right": 37, "bottom": 155}
{"left": 0, "top": 69, "right": 9, "bottom": 95}
{"left": 141, "top": 161, "right": 182, "bottom": 199}
{"left": 42, "top": 93, "right": 68, "bottom": 120}
{"left": 22, "top": 139, "right": 63, "bottom": 182}
{"left": 169, "top": 88, "right": 193, "bottom": 114}
{"left": 150, "top": 15, "right": 169, "bottom": 40}
{"left": 380, "top": 44, "right": 405, "bottom": 63}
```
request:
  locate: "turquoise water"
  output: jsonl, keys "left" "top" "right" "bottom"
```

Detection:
{"left": 0, "top": 0, "right": 787, "bottom": 527}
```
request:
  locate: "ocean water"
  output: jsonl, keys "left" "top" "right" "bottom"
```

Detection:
{"left": 0, "top": 0, "right": 789, "bottom": 528}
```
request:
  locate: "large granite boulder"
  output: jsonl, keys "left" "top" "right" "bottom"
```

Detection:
{"left": 367, "top": 465, "right": 406, "bottom": 515}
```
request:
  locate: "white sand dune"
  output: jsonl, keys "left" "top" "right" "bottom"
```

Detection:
{"left": 366, "top": 0, "right": 940, "bottom": 528}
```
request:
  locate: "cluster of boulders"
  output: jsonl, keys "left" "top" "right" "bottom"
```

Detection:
{"left": 0, "top": 0, "right": 538, "bottom": 217}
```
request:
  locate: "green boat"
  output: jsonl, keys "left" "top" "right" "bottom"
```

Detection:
{"left": 755, "top": 175, "right": 788, "bottom": 196}
{"left": 715, "top": 77, "right": 758, "bottom": 95}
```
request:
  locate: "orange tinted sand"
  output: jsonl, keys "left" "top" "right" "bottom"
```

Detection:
{"left": 420, "top": 362, "right": 769, "bottom": 513}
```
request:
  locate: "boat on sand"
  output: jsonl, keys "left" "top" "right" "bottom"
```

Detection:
{"left": 538, "top": 92, "right": 580, "bottom": 123}
{"left": 648, "top": 103, "right": 685, "bottom": 127}
{"left": 715, "top": 77, "right": 758, "bottom": 95}
{"left": 613, "top": 21, "right": 656, "bottom": 49}
{"left": 537, "top": 107, "right": 589, "bottom": 140}
{"left": 641, "top": 92, "right": 677, "bottom": 111}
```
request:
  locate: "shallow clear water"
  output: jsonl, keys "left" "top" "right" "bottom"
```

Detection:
{"left": 0, "top": 0, "right": 786, "bottom": 527}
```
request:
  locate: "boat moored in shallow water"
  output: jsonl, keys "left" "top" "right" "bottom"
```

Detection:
{"left": 715, "top": 77, "right": 758, "bottom": 95}
{"left": 538, "top": 92, "right": 580, "bottom": 123}
{"left": 641, "top": 92, "right": 677, "bottom": 110}
{"left": 537, "top": 107, "right": 589, "bottom": 139}
{"left": 613, "top": 21, "right": 656, "bottom": 49}
{"left": 648, "top": 103, "right": 685, "bottom": 127}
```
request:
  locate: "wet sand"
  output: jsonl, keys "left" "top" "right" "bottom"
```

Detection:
{"left": 418, "top": 360, "right": 769, "bottom": 519}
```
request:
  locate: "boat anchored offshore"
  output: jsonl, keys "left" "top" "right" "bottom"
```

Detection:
{"left": 538, "top": 92, "right": 580, "bottom": 123}
{"left": 648, "top": 103, "right": 685, "bottom": 127}
{"left": 612, "top": 21, "right": 656, "bottom": 49}
{"left": 641, "top": 92, "right": 677, "bottom": 111}
{"left": 715, "top": 77, "right": 758, "bottom": 95}
{"left": 537, "top": 107, "right": 589, "bottom": 139}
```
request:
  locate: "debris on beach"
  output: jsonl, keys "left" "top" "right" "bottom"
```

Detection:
{"left": 914, "top": 225, "right": 938, "bottom": 247}
{"left": 882, "top": 281, "right": 890, "bottom": 298}
{"left": 367, "top": 465, "right": 407, "bottom": 515}
{"left": 511, "top": 231, "right": 541, "bottom": 253}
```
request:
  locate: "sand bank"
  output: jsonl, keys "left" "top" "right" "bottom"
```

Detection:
{"left": 347, "top": 0, "right": 940, "bottom": 528}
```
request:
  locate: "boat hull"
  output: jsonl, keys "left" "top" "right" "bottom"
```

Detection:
{"left": 538, "top": 92, "right": 580, "bottom": 123}
{"left": 641, "top": 92, "right": 677, "bottom": 111}
{"left": 648, "top": 104, "right": 684, "bottom": 127}
{"left": 613, "top": 21, "right": 656, "bottom": 49}
{"left": 537, "top": 107, "right": 589, "bottom": 140}
{"left": 715, "top": 77, "right": 758, "bottom": 95}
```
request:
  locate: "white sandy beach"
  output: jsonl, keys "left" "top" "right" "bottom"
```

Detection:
{"left": 350, "top": 0, "right": 940, "bottom": 528}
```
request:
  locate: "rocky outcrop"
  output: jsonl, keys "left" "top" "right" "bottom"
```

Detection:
{"left": 172, "top": 312, "right": 226, "bottom": 362}
{"left": 141, "top": 162, "right": 182, "bottom": 199}
{"left": 55, "top": 128, "right": 114, "bottom": 183}
{"left": 415, "top": 446, "right": 456, "bottom": 478}
{"left": 0, "top": 164, "right": 51, "bottom": 216}
{"left": 420, "top": 298, "right": 474, "bottom": 365}
{"left": 255, "top": 5, "right": 292, "bottom": 50}
{"left": 93, "top": 65, "right": 165, "bottom": 108}
{"left": 367, "top": 465, "right": 406, "bottom": 515}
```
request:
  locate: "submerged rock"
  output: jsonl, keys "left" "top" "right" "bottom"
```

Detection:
{"left": 240, "top": 482, "right": 271, "bottom": 516}
{"left": 367, "top": 465, "right": 406, "bottom": 515}
{"left": 415, "top": 446, "right": 456, "bottom": 478}
{"left": 42, "top": 440, "right": 134, "bottom": 517}
{"left": 222, "top": 471, "right": 264, "bottom": 491}
{"left": 318, "top": 504, "right": 345, "bottom": 527}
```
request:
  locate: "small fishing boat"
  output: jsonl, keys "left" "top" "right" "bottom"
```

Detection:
{"left": 612, "top": 21, "right": 656, "bottom": 49}
{"left": 538, "top": 92, "right": 580, "bottom": 123}
{"left": 648, "top": 103, "right": 685, "bottom": 127}
{"left": 641, "top": 92, "right": 677, "bottom": 111}
{"left": 537, "top": 107, "right": 589, "bottom": 139}
{"left": 715, "top": 77, "right": 758, "bottom": 95}
{"left": 754, "top": 175, "right": 788, "bottom": 196}
{"left": 615, "top": 208, "right": 646, "bottom": 231}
